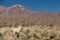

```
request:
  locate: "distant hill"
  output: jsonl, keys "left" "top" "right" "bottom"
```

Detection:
{"left": 0, "top": 5, "right": 60, "bottom": 27}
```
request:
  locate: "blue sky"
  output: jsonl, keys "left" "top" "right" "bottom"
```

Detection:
{"left": 0, "top": 0, "right": 60, "bottom": 12}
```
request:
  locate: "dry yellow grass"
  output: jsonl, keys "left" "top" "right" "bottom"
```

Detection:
{"left": 19, "top": 25, "right": 60, "bottom": 40}
{"left": 0, "top": 25, "right": 60, "bottom": 40}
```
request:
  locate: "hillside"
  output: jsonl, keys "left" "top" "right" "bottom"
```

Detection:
{"left": 0, "top": 5, "right": 60, "bottom": 27}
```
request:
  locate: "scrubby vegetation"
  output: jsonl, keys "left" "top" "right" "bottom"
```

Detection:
{"left": 0, "top": 25, "right": 60, "bottom": 40}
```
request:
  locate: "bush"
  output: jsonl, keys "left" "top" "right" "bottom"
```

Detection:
{"left": 49, "top": 24, "right": 54, "bottom": 27}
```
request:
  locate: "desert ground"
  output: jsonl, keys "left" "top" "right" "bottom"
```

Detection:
{"left": 0, "top": 5, "right": 60, "bottom": 40}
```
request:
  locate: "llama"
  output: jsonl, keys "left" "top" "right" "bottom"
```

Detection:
{"left": 11, "top": 25, "right": 22, "bottom": 39}
{"left": 0, "top": 25, "right": 22, "bottom": 40}
{"left": 11, "top": 25, "right": 22, "bottom": 34}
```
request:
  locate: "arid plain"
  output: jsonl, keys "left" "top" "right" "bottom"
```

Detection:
{"left": 0, "top": 5, "right": 60, "bottom": 40}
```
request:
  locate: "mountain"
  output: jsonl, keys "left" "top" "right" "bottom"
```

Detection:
{"left": 0, "top": 5, "right": 60, "bottom": 27}
{"left": 8, "top": 5, "right": 32, "bottom": 17}
{"left": 0, "top": 5, "right": 33, "bottom": 27}
{"left": 0, "top": 6, "right": 8, "bottom": 17}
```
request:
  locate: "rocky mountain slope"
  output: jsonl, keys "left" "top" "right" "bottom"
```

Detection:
{"left": 0, "top": 5, "right": 60, "bottom": 27}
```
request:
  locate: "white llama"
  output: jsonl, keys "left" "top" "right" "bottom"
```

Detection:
{"left": 11, "top": 25, "right": 22, "bottom": 39}
{"left": 11, "top": 25, "right": 22, "bottom": 34}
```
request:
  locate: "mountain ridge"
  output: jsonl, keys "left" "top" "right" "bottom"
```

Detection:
{"left": 0, "top": 5, "right": 60, "bottom": 27}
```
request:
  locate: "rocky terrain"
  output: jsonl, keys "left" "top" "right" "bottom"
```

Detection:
{"left": 0, "top": 5, "right": 60, "bottom": 40}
